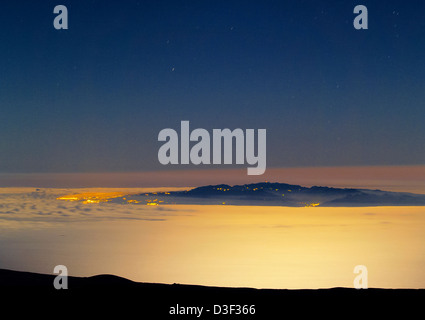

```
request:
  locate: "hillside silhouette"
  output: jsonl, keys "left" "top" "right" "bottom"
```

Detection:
{"left": 1, "top": 268, "right": 424, "bottom": 318}
{"left": 123, "top": 182, "right": 425, "bottom": 207}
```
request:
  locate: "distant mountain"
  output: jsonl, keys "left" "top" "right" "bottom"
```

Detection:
{"left": 118, "top": 182, "right": 425, "bottom": 207}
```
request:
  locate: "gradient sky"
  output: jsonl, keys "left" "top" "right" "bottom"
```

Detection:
{"left": 1, "top": 0, "right": 424, "bottom": 173}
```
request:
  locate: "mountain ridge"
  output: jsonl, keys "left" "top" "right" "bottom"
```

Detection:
{"left": 126, "top": 182, "right": 425, "bottom": 207}
{"left": 1, "top": 268, "right": 424, "bottom": 318}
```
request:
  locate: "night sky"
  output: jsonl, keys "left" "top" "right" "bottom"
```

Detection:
{"left": 1, "top": 0, "right": 424, "bottom": 174}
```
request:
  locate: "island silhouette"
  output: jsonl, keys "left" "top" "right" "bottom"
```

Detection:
{"left": 106, "top": 182, "right": 425, "bottom": 207}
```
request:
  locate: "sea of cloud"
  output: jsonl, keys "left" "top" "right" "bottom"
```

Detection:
{"left": 0, "top": 188, "right": 183, "bottom": 228}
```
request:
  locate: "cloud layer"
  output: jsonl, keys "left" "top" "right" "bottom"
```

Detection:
{"left": 0, "top": 188, "right": 180, "bottom": 227}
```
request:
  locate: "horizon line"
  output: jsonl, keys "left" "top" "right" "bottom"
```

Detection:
{"left": 0, "top": 165, "right": 425, "bottom": 194}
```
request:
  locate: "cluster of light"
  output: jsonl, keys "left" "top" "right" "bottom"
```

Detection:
{"left": 249, "top": 187, "right": 266, "bottom": 191}
{"left": 145, "top": 198, "right": 164, "bottom": 206}
{"left": 82, "top": 199, "right": 101, "bottom": 204}
{"left": 127, "top": 200, "right": 140, "bottom": 204}
{"left": 57, "top": 196, "right": 79, "bottom": 201}
{"left": 304, "top": 203, "right": 320, "bottom": 207}
{"left": 57, "top": 192, "right": 125, "bottom": 204}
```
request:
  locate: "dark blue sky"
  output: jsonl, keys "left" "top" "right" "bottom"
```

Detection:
{"left": 1, "top": 0, "right": 424, "bottom": 173}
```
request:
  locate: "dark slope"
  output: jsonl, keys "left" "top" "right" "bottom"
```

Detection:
{"left": 1, "top": 269, "right": 423, "bottom": 318}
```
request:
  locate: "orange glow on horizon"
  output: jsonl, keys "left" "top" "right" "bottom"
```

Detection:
{"left": 57, "top": 192, "right": 126, "bottom": 203}
{"left": 2, "top": 165, "right": 425, "bottom": 195}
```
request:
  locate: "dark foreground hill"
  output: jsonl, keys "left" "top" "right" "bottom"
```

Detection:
{"left": 1, "top": 269, "right": 423, "bottom": 318}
